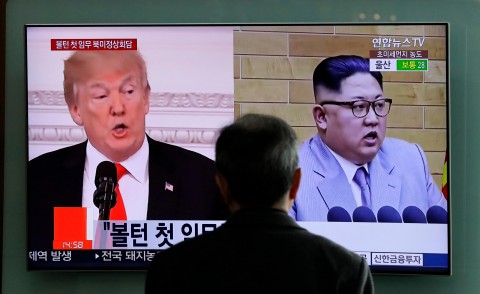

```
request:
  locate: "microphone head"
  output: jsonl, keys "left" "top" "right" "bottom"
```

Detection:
{"left": 426, "top": 206, "right": 448, "bottom": 224}
{"left": 327, "top": 206, "right": 352, "bottom": 222}
{"left": 402, "top": 206, "right": 427, "bottom": 223}
{"left": 377, "top": 206, "right": 402, "bottom": 223}
{"left": 352, "top": 206, "right": 377, "bottom": 222}
{"left": 95, "top": 161, "right": 117, "bottom": 187}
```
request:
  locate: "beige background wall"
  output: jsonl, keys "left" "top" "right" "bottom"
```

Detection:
{"left": 234, "top": 25, "right": 447, "bottom": 190}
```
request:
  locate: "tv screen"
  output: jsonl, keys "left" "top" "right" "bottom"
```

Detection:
{"left": 26, "top": 23, "right": 450, "bottom": 274}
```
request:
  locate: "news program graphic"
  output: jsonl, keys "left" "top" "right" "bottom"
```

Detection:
{"left": 53, "top": 207, "right": 93, "bottom": 250}
{"left": 27, "top": 24, "right": 234, "bottom": 271}
{"left": 369, "top": 37, "right": 429, "bottom": 71}
{"left": 27, "top": 23, "right": 449, "bottom": 275}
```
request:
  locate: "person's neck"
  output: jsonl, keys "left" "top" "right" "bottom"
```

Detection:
{"left": 228, "top": 200, "right": 289, "bottom": 214}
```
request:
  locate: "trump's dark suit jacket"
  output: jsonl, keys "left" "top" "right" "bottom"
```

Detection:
{"left": 145, "top": 208, "right": 373, "bottom": 294}
{"left": 28, "top": 135, "right": 228, "bottom": 251}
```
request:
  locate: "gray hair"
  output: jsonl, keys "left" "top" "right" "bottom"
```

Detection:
{"left": 215, "top": 113, "right": 298, "bottom": 207}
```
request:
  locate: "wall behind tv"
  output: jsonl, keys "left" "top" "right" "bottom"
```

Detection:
{"left": 3, "top": 0, "right": 477, "bottom": 293}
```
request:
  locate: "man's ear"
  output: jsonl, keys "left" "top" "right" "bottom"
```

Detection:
{"left": 288, "top": 168, "right": 301, "bottom": 201}
{"left": 216, "top": 174, "right": 241, "bottom": 213}
{"left": 215, "top": 174, "right": 231, "bottom": 205}
{"left": 68, "top": 104, "right": 84, "bottom": 126}
{"left": 313, "top": 105, "right": 327, "bottom": 131}
{"left": 143, "top": 87, "right": 151, "bottom": 115}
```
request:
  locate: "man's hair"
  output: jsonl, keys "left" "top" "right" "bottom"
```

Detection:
{"left": 312, "top": 55, "right": 383, "bottom": 102}
{"left": 63, "top": 51, "right": 150, "bottom": 107}
{"left": 215, "top": 113, "right": 298, "bottom": 207}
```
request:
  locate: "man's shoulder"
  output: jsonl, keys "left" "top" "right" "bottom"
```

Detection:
{"left": 151, "top": 227, "right": 219, "bottom": 262}
{"left": 298, "top": 227, "right": 362, "bottom": 258}
{"left": 380, "top": 137, "right": 423, "bottom": 157}
{"left": 382, "top": 137, "right": 417, "bottom": 148}
{"left": 298, "top": 134, "right": 320, "bottom": 160}
{"left": 149, "top": 218, "right": 365, "bottom": 277}
{"left": 297, "top": 134, "right": 336, "bottom": 172}
{"left": 148, "top": 137, "right": 214, "bottom": 165}
{"left": 376, "top": 137, "right": 430, "bottom": 174}
{"left": 299, "top": 134, "right": 318, "bottom": 149}
{"left": 29, "top": 141, "right": 87, "bottom": 168}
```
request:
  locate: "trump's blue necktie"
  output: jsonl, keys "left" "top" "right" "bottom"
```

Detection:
{"left": 353, "top": 167, "right": 371, "bottom": 208}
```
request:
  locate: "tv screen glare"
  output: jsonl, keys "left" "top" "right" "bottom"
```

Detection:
{"left": 26, "top": 23, "right": 450, "bottom": 274}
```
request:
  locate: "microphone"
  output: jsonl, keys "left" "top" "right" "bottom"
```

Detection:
{"left": 327, "top": 206, "right": 352, "bottom": 222}
{"left": 426, "top": 206, "right": 448, "bottom": 224}
{"left": 352, "top": 206, "right": 377, "bottom": 222}
{"left": 93, "top": 161, "right": 118, "bottom": 220}
{"left": 377, "top": 206, "right": 402, "bottom": 223}
{"left": 402, "top": 206, "right": 427, "bottom": 223}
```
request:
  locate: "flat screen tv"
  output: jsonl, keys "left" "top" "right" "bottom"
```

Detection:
{"left": 26, "top": 23, "right": 450, "bottom": 274}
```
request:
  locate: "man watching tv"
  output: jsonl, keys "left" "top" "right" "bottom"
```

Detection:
{"left": 146, "top": 113, "right": 374, "bottom": 293}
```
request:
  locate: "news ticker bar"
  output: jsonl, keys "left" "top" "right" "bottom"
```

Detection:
{"left": 50, "top": 38, "right": 138, "bottom": 50}
{"left": 369, "top": 59, "right": 428, "bottom": 71}
{"left": 28, "top": 250, "right": 448, "bottom": 268}
{"left": 56, "top": 219, "right": 448, "bottom": 252}
{"left": 53, "top": 208, "right": 226, "bottom": 250}
{"left": 369, "top": 49, "right": 428, "bottom": 71}
{"left": 356, "top": 252, "right": 447, "bottom": 267}
{"left": 52, "top": 208, "right": 448, "bottom": 252}
{"left": 29, "top": 250, "right": 158, "bottom": 264}
{"left": 53, "top": 208, "right": 227, "bottom": 250}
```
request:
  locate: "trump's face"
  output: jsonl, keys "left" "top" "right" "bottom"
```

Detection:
{"left": 68, "top": 59, "right": 150, "bottom": 162}
{"left": 313, "top": 72, "right": 387, "bottom": 165}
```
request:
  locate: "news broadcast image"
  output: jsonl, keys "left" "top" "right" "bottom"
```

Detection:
{"left": 26, "top": 24, "right": 449, "bottom": 274}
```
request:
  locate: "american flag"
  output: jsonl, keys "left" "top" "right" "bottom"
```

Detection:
{"left": 165, "top": 182, "right": 174, "bottom": 192}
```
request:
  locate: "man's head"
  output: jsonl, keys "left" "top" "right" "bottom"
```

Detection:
{"left": 215, "top": 114, "right": 301, "bottom": 212}
{"left": 312, "top": 55, "right": 390, "bottom": 165}
{"left": 64, "top": 51, "right": 151, "bottom": 162}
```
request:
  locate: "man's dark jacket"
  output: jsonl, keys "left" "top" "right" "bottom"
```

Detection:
{"left": 145, "top": 208, "right": 374, "bottom": 294}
